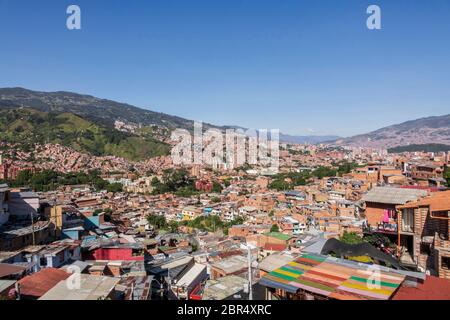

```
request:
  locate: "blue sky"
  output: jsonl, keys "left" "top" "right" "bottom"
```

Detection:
{"left": 0, "top": 0, "right": 449, "bottom": 137}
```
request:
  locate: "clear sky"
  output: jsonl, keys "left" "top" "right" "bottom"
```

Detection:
{"left": 0, "top": 0, "right": 449, "bottom": 137}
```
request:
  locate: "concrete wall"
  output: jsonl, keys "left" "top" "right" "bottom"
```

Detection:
{"left": 84, "top": 248, "right": 145, "bottom": 261}
{"left": 0, "top": 211, "right": 9, "bottom": 226}
{"left": 8, "top": 195, "right": 39, "bottom": 219}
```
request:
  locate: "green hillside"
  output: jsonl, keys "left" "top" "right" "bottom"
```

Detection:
{"left": 0, "top": 87, "right": 235, "bottom": 131}
{"left": 0, "top": 108, "right": 170, "bottom": 161}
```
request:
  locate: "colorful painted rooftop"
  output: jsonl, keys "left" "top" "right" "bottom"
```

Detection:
{"left": 259, "top": 253, "right": 406, "bottom": 300}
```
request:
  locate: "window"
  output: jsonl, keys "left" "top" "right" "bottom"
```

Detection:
{"left": 420, "top": 243, "right": 431, "bottom": 255}
{"left": 432, "top": 211, "right": 449, "bottom": 240}
{"left": 402, "top": 209, "right": 414, "bottom": 233}
{"left": 40, "top": 257, "right": 47, "bottom": 267}
{"left": 442, "top": 257, "right": 450, "bottom": 270}
{"left": 432, "top": 211, "right": 450, "bottom": 218}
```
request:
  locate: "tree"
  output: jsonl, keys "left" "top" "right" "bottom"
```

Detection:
{"left": 270, "top": 224, "right": 280, "bottom": 232}
{"left": 93, "top": 177, "right": 108, "bottom": 191}
{"left": 188, "top": 215, "right": 224, "bottom": 232}
{"left": 340, "top": 231, "right": 364, "bottom": 245}
{"left": 14, "top": 170, "right": 33, "bottom": 186}
{"left": 336, "top": 161, "right": 359, "bottom": 176}
{"left": 151, "top": 169, "right": 196, "bottom": 196}
{"left": 445, "top": 166, "right": 450, "bottom": 187}
{"left": 268, "top": 171, "right": 310, "bottom": 191}
{"left": 269, "top": 179, "right": 291, "bottom": 191}
{"left": 312, "top": 166, "right": 337, "bottom": 179}
{"left": 211, "top": 181, "right": 223, "bottom": 193}
{"left": 151, "top": 177, "right": 160, "bottom": 186}
{"left": 7, "top": 168, "right": 115, "bottom": 192}
{"left": 211, "top": 197, "right": 221, "bottom": 203}
{"left": 168, "top": 220, "right": 179, "bottom": 233}
{"left": 106, "top": 182, "right": 123, "bottom": 193}
{"left": 364, "top": 233, "right": 394, "bottom": 250}
{"left": 147, "top": 214, "right": 168, "bottom": 230}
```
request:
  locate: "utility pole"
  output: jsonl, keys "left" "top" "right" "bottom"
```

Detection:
{"left": 165, "top": 266, "right": 171, "bottom": 300}
{"left": 30, "top": 211, "right": 36, "bottom": 246}
{"left": 15, "top": 283, "right": 21, "bottom": 300}
{"left": 246, "top": 245, "right": 253, "bottom": 300}
{"left": 130, "top": 282, "right": 134, "bottom": 300}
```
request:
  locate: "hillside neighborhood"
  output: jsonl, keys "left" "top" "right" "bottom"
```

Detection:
{"left": 1, "top": 1, "right": 450, "bottom": 304}
{"left": 0, "top": 136, "right": 449, "bottom": 300}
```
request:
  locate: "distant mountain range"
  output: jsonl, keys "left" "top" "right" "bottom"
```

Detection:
{"left": 0, "top": 87, "right": 337, "bottom": 147}
{"left": 333, "top": 114, "right": 450, "bottom": 149}
{"left": 0, "top": 87, "right": 220, "bottom": 131}
{"left": 1, "top": 87, "right": 448, "bottom": 155}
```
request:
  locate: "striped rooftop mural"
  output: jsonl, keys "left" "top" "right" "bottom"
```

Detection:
{"left": 259, "top": 253, "right": 406, "bottom": 300}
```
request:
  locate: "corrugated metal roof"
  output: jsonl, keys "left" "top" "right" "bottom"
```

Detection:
{"left": 202, "top": 275, "right": 248, "bottom": 300}
{"left": 18, "top": 268, "right": 71, "bottom": 298}
{"left": 393, "top": 276, "right": 450, "bottom": 300}
{"left": 0, "top": 263, "right": 26, "bottom": 278}
{"left": 302, "top": 237, "right": 328, "bottom": 254}
{"left": 60, "top": 260, "right": 90, "bottom": 273}
{"left": 259, "top": 253, "right": 296, "bottom": 272}
{"left": 39, "top": 274, "right": 120, "bottom": 300}
{"left": 362, "top": 187, "right": 427, "bottom": 205}
{"left": 10, "top": 191, "right": 39, "bottom": 198}
{"left": 0, "top": 279, "right": 16, "bottom": 293}
{"left": 175, "top": 263, "right": 206, "bottom": 287}
{"left": 211, "top": 255, "right": 247, "bottom": 274}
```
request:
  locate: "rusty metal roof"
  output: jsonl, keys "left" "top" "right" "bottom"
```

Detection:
{"left": 18, "top": 268, "right": 71, "bottom": 298}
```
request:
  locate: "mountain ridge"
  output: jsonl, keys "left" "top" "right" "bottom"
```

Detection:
{"left": 3, "top": 87, "right": 448, "bottom": 150}
{"left": 333, "top": 114, "right": 450, "bottom": 148}
{"left": 0, "top": 107, "right": 170, "bottom": 161}
{"left": 0, "top": 87, "right": 338, "bottom": 144}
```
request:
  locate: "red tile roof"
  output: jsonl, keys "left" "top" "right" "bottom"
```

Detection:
{"left": 18, "top": 268, "right": 71, "bottom": 298}
{"left": 393, "top": 276, "right": 450, "bottom": 300}
{"left": 263, "top": 243, "right": 287, "bottom": 252}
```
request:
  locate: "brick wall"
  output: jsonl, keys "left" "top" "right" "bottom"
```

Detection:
{"left": 365, "top": 202, "right": 396, "bottom": 227}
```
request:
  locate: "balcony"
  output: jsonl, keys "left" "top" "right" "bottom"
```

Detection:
{"left": 434, "top": 233, "right": 450, "bottom": 249}
{"left": 375, "top": 222, "right": 398, "bottom": 234}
